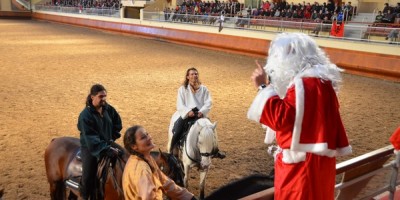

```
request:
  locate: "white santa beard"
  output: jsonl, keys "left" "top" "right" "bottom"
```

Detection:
{"left": 266, "top": 58, "right": 299, "bottom": 98}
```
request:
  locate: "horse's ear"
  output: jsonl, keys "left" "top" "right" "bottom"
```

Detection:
{"left": 156, "top": 148, "right": 162, "bottom": 159}
{"left": 213, "top": 121, "right": 218, "bottom": 130}
{"left": 159, "top": 148, "right": 167, "bottom": 160}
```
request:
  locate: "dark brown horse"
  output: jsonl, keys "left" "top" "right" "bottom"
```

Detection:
{"left": 44, "top": 137, "right": 184, "bottom": 200}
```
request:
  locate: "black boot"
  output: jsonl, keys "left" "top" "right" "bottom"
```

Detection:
{"left": 171, "top": 117, "right": 185, "bottom": 153}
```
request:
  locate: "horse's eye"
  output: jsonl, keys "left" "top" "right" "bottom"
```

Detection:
{"left": 160, "top": 166, "right": 164, "bottom": 170}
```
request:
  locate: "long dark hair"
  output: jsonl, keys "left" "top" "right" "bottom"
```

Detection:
{"left": 86, "top": 84, "right": 106, "bottom": 107}
{"left": 123, "top": 125, "right": 155, "bottom": 172}
{"left": 183, "top": 67, "right": 201, "bottom": 88}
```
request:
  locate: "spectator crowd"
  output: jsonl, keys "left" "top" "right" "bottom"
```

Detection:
{"left": 46, "top": 0, "right": 120, "bottom": 9}
{"left": 375, "top": 2, "right": 400, "bottom": 23}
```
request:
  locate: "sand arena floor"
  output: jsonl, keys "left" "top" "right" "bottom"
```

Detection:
{"left": 0, "top": 19, "right": 399, "bottom": 199}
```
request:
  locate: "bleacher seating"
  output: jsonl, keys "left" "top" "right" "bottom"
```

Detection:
{"left": 365, "top": 23, "right": 400, "bottom": 39}
{"left": 249, "top": 16, "right": 322, "bottom": 33}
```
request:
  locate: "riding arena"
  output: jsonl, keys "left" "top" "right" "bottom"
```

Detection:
{"left": 0, "top": 8, "right": 400, "bottom": 199}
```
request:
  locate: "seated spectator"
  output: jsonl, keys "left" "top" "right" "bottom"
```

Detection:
{"left": 344, "top": 2, "right": 353, "bottom": 20}
{"left": 331, "top": 11, "right": 338, "bottom": 21}
{"left": 312, "top": 16, "right": 331, "bottom": 35}
{"left": 386, "top": 29, "right": 399, "bottom": 43}
{"left": 274, "top": 9, "right": 281, "bottom": 17}
{"left": 304, "top": 9, "right": 311, "bottom": 19}
{"left": 337, "top": 11, "right": 344, "bottom": 22}
{"left": 281, "top": 9, "right": 287, "bottom": 17}
{"left": 311, "top": 10, "right": 318, "bottom": 19}
{"left": 382, "top": 9, "right": 396, "bottom": 23}
{"left": 383, "top": 3, "right": 391, "bottom": 14}
{"left": 263, "top": 1, "right": 270, "bottom": 11}
{"left": 395, "top": 3, "right": 400, "bottom": 16}
{"left": 375, "top": 11, "right": 384, "bottom": 23}
{"left": 265, "top": 9, "right": 271, "bottom": 16}
{"left": 286, "top": 9, "right": 293, "bottom": 18}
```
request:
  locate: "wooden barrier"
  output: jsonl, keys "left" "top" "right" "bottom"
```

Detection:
{"left": 31, "top": 12, "right": 400, "bottom": 82}
{"left": 238, "top": 145, "right": 396, "bottom": 200}
{"left": 0, "top": 11, "right": 31, "bottom": 19}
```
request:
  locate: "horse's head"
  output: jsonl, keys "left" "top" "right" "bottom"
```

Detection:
{"left": 151, "top": 150, "right": 185, "bottom": 187}
{"left": 188, "top": 118, "right": 218, "bottom": 169}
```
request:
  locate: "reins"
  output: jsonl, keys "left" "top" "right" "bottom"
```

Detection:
{"left": 109, "top": 156, "right": 125, "bottom": 199}
{"left": 97, "top": 145, "right": 126, "bottom": 200}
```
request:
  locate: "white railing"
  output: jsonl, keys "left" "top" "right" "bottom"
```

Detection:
{"left": 335, "top": 145, "right": 400, "bottom": 200}
{"left": 16, "top": 0, "right": 31, "bottom": 10}
{"left": 142, "top": 11, "right": 400, "bottom": 46}
{"left": 35, "top": 5, "right": 120, "bottom": 18}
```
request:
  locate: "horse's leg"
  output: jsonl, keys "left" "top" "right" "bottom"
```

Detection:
{"left": 199, "top": 170, "right": 208, "bottom": 200}
{"left": 183, "top": 163, "right": 190, "bottom": 188}
{"left": 50, "top": 180, "right": 67, "bottom": 200}
{"left": 67, "top": 190, "right": 78, "bottom": 200}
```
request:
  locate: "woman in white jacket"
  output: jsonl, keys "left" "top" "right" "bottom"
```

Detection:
{"left": 168, "top": 67, "right": 225, "bottom": 159}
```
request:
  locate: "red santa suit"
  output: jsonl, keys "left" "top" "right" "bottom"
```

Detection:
{"left": 248, "top": 76, "right": 352, "bottom": 200}
{"left": 390, "top": 126, "right": 400, "bottom": 150}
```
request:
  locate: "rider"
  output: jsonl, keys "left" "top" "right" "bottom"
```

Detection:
{"left": 169, "top": 67, "right": 225, "bottom": 159}
{"left": 78, "top": 84, "right": 122, "bottom": 200}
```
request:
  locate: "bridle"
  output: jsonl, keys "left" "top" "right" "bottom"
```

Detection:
{"left": 184, "top": 125, "right": 218, "bottom": 164}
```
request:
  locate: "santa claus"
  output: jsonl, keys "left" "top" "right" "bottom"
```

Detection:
{"left": 247, "top": 33, "right": 352, "bottom": 200}
{"left": 390, "top": 127, "right": 400, "bottom": 151}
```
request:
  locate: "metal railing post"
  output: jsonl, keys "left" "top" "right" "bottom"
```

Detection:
{"left": 389, "top": 152, "right": 400, "bottom": 200}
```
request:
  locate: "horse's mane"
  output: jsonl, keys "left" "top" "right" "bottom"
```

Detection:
{"left": 185, "top": 118, "right": 218, "bottom": 160}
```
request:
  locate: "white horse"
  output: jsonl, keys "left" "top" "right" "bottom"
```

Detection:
{"left": 167, "top": 115, "right": 219, "bottom": 200}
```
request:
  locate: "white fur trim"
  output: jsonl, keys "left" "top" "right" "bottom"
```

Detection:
{"left": 247, "top": 86, "right": 277, "bottom": 122}
{"left": 282, "top": 149, "right": 306, "bottom": 163}
{"left": 289, "top": 78, "right": 352, "bottom": 157}
{"left": 336, "top": 146, "right": 352, "bottom": 156}
{"left": 290, "top": 78, "right": 305, "bottom": 151}
{"left": 264, "top": 127, "right": 276, "bottom": 144}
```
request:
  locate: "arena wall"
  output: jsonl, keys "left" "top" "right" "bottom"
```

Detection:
{"left": 32, "top": 11, "right": 400, "bottom": 82}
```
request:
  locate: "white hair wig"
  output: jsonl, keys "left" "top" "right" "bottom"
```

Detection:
{"left": 265, "top": 33, "right": 343, "bottom": 98}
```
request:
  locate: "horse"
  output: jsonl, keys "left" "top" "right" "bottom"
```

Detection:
{"left": 44, "top": 136, "right": 184, "bottom": 200}
{"left": 168, "top": 117, "right": 221, "bottom": 200}
{"left": 204, "top": 174, "right": 274, "bottom": 200}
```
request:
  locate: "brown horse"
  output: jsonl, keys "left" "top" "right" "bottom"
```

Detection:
{"left": 0, "top": 188, "right": 4, "bottom": 200}
{"left": 44, "top": 137, "right": 184, "bottom": 200}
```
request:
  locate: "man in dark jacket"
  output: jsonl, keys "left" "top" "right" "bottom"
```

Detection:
{"left": 78, "top": 84, "right": 122, "bottom": 200}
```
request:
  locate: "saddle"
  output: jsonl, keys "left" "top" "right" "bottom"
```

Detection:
{"left": 65, "top": 149, "right": 83, "bottom": 191}
{"left": 171, "top": 117, "right": 198, "bottom": 154}
{"left": 65, "top": 148, "right": 123, "bottom": 199}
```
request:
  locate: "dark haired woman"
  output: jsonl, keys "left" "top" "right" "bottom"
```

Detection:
{"left": 78, "top": 84, "right": 122, "bottom": 200}
{"left": 122, "top": 125, "right": 195, "bottom": 200}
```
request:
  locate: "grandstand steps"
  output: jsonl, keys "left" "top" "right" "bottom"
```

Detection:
{"left": 345, "top": 22, "right": 369, "bottom": 39}
{"left": 343, "top": 13, "right": 374, "bottom": 39}
{"left": 352, "top": 13, "right": 375, "bottom": 23}
{"left": 122, "top": 0, "right": 157, "bottom": 9}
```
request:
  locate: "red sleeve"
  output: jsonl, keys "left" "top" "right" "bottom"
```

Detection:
{"left": 260, "top": 86, "right": 296, "bottom": 134}
{"left": 390, "top": 126, "right": 400, "bottom": 150}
